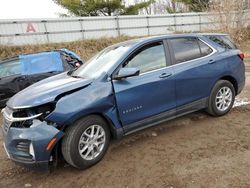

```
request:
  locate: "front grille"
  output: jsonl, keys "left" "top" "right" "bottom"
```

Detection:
{"left": 2, "top": 107, "right": 40, "bottom": 130}
{"left": 13, "top": 110, "right": 28, "bottom": 118}
{"left": 4, "top": 106, "right": 13, "bottom": 115}
{"left": 12, "top": 155, "right": 34, "bottom": 162}
{"left": 3, "top": 117, "right": 12, "bottom": 133}
{"left": 11, "top": 121, "right": 33, "bottom": 128}
{"left": 14, "top": 141, "right": 34, "bottom": 162}
{"left": 16, "top": 141, "right": 30, "bottom": 153}
{"left": 2, "top": 107, "right": 13, "bottom": 133}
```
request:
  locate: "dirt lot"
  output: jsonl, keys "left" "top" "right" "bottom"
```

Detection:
{"left": 0, "top": 44, "right": 250, "bottom": 188}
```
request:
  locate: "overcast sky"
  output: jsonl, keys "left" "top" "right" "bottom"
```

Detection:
{"left": 0, "top": 0, "right": 140, "bottom": 19}
{"left": 0, "top": 0, "right": 68, "bottom": 19}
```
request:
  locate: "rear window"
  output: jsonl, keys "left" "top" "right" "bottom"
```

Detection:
{"left": 20, "top": 52, "right": 64, "bottom": 75}
{"left": 205, "top": 35, "right": 237, "bottom": 49}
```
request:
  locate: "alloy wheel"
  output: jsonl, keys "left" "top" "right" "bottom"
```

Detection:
{"left": 215, "top": 86, "right": 233, "bottom": 111}
{"left": 78, "top": 124, "right": 106, "bottom": 161}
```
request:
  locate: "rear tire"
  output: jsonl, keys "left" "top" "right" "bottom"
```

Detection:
{"left": 206, "top": 80, "right": 235, "bottom": 116}
{"left": 62, "top": 115, "right": 110, "bottom": 169}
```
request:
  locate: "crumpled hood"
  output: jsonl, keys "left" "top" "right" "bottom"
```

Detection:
{"left": 7, "top": 72, "right": 92, "bottom": 109}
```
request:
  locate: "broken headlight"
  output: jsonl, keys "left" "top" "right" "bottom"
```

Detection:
{"left": 9, "top": 103, "right": 56, "bottom": 128}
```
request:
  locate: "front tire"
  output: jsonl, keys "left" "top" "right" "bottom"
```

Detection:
{"left": 206, "top": 80, "right": 235, "bottom": 116}
{"left": 62, "top": 115, "right": 110, "bottom": 169}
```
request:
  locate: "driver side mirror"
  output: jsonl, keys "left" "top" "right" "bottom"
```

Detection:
{"left": 113, "top": 67, "right": 140, "bottom": 80}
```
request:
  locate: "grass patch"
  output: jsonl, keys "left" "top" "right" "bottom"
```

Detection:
{"left": 0, "top": 36, "right": 133, "bottom": 61}
{"left": 1, "top": 30, "right": 249, "bottom": 60}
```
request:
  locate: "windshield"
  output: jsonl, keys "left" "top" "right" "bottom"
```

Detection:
{"left": 71, "top": 44, "right": 133, "bottom": 78}
{"left": 0, "top": 60, "right": 22, "bottom": 78}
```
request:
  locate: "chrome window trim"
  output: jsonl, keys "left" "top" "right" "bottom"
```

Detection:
{"left": 139, "top": 66, "right": 171, "bottom": 76}
{"left": 136, "top": 38, "right": 217, "bottom": 76}
{"left": 168, "top": 38, "right": 217, "bottom": 68}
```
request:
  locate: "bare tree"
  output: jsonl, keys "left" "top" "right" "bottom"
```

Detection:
{"left": 165, "top": 0, "right": 187, "bottom": 13}
{"left": 134, "top": 0, "right": 188, "bottom": 14}
{"left": 209, "top": 0, "right": 250, "bottom": 41}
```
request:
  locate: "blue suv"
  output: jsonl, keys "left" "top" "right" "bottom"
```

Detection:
{"left": 2, "top": 33, "right": 245, "bottom": 171}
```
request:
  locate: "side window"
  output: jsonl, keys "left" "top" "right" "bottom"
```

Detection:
{"left": 169, "top": 37, "right": 201, "bottom": 64}
{"left": 0, "top": 60, "right": 22, "bottom": 78}
{"left": 125, "top": 42, "right": 166, "bottom": 74}
{"left": 198, "top": 40, "right": 213, "bottom": 56}
{"left": 206, "top": 35, "right": 237, "bottom": 49}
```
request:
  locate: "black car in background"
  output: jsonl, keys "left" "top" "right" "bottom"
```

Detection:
{"left": 0, "top": 49, "right": 83, "bottom": 107}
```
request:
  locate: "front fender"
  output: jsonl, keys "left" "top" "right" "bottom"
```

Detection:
{"left": 45, "top": 81, "right": 122, "bottom": 131}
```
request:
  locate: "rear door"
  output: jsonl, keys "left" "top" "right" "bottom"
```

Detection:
{"left": 112, "top": 41, "right": 176, "bottom": 131}
{"left": 167, "top": 37, "right": 216, "bottom": 110}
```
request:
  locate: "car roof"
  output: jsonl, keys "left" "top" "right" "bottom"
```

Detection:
{"left": 0, "top": 56, "right": 19, "bottom": 64}
{"left": 111, "top": 33, "right": 228, "bottom": 49}
{"left": 0, "top": 48, "right": 80, "bottom": 63}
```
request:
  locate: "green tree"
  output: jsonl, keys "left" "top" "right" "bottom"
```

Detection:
{"left": 54, "top": 0, "right": 154, "bottom": 16}
{"left": 177, "top": 0, "right": 210, "bottom": 12}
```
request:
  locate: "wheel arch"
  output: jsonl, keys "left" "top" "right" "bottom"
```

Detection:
{"left": 88, "top": 112, "right": 123, "bottom": 139}
{"left": 218, "top": 75, "right": 238, "bottom": 94}
{"left": 61, "top": 112, "right": 123, "bottom": 139}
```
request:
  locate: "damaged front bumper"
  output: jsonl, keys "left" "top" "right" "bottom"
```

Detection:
{"left": 2, "top": 110, "right": 63, "bottom": 171}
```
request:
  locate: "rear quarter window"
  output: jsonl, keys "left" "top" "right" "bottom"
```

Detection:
{"left": 198, "top": 40, "right": 213, "bottom": 56}
{"left": 205, "top": 35, "right": 237, "bottom": 49}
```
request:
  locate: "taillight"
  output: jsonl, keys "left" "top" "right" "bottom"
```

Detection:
{"left": 75, "top": 62, "right": 81, "bottom": 67}
{"left": 239, "top": 53, "right": 245, "bottom": 60}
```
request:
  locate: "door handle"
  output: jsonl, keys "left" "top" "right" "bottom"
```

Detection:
{"left": 159, "top": 73, "right": 172, "bottom": 78}
{"left": 208, "top": 59, "right": 216, "bottom": 64}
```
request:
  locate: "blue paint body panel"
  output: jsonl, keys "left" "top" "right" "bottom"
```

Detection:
{"left": 113, "top": 66, "right": 175, "bottom": 125}
{"left": 46, "top": 80, "right": 122, "bottom": 129}
{"left": 7, "top": 72, "right": 92, "bottom": 108}
{"left": 2, "top": 119, "right": 63, "bottom": 171}
{"left": 2, "top": 33, "right": 245, "bottom": 171}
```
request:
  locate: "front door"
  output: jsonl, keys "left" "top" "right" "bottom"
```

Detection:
{"left": 112, "top": 41, "right": 176, "bottom": 130}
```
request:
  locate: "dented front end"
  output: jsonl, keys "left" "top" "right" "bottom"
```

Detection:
{"left": 2, "top": 105, "right": 63, "bottom": 171}
{"left": 1, "top": 72, "right": 122, "bottom": 171}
